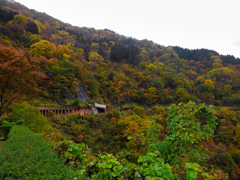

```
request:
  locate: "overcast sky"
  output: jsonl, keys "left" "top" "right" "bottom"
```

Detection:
{"left": 15, "top": 0, "right": 240, "bottom": 58}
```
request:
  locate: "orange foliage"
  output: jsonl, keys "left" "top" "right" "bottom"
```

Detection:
{"left": 0, "top": 44, "right": 45, "bottom": 117}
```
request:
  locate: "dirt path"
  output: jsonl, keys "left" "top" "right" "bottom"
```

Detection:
{"left": 0, "top": 141, "right": 5, "bottom": 150}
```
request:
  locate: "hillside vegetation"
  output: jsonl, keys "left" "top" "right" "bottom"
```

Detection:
{"left": 1, "top": 0, "right": 240, "bottom": 110}
{"left": 1, "top": 0, "right": 240, "bottom": 179}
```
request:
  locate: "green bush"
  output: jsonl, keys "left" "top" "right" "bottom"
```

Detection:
{"left": 0, "top": 120, "right": 24, "bottom": 140}
{"left": 3, "top": 102, "right": 47, "bottom": 133}
{"left": 0, "top": 125, "right": 83, "bottom": 180}
{"left": 0, "top": 126, "right": 11, "bottom": 140}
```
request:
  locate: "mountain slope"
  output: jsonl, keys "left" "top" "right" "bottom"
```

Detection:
{"left": 0, "top": 0, "right": 240, "bottom": 108}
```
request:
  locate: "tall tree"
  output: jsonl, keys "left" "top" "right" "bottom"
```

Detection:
{"left": 0, "top": 45, "right": 45, "bottom": 117}
{"left": 30, "top": 40, "right": 56, "bottom": 59}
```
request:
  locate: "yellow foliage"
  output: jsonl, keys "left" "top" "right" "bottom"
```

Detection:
{"left": 101, "top": 42, "right": 108, "bottom": 47}
{"left": 30, "top": 34, "right": 41, "bottom": 44}
{"left": 140, "top": 48, "right": 148, "bottom": 59}
{"left": 91, "top": 43, "right": 99, "bottom": 51}
{"left": 1, "top": 39, "right": 11, "bottom": 45}
{"left": 155, "top": 106, "right": 167, "bottom": 116}
{"left": 214, "top": 59, "right": 222, "bottom": 64}
{"left": 118, "top": 80, "right": 125, "bottom": 88}
{"left": 167, "top": 46, "right": 174, "bottom": 53}
{"left": 12, "top": 14, "right": 28, "bottom": 26}
{"left": 124, "top": 120, "right": 140, "bottom": 137}
{"left": 133, "top": 106, "right": 145, "bottom": 115}
{"left": 122, "top": 114, "right": 151, "bottom": 138}
{"left": 63, "top": 54, "right": 71, "bottom": 60}
{"left": 76, "top": 48, "right": 84, "bottom": 54}
{"left": 53, "top": 21, "right": 60, "bottom": 28}
{"left": 204, "top": 79, "right": 215, "bottom": 89}
{"left": 144, "top": 87, "right": 157, "bottom": 104}
{"left": 179, "top": 59, "right": 189, "bottom": 67}
{"left": 43, "top": 21, "right": 50, "bottom": 29}
{"left": 210, "top": 55, "right": 221, "bottom": 60}
{"left": 57, "top": 45, "right": 70, "bottom": 58}
{"left": 196, "top": 76, "right": 205, "bottom": 83}
{"left": 221, "top": 67, "right": 234, "bottom": 76}
{"left": 187, "top": 70, "right": 197, "bottom": 75}
{"left": 30, "top": 40, "right": 56, "bottom": 59}
{"left": 213, "top": 63, "right": 223, "bottom": 68}
{"left": 109, "top": 41, "right": 115, "bottom": 46}
{"left": 50, "top": 34, "right": 62, "bottom": 40}
{"left": 34, "top": 20, "right": 45, "bottom": 33}
{"left": 175, "top": 88, "right": 189, "bottom": 102}
{"left": 88, "top": 52, "right": 103, "bottom": 62}
{"left": 117, "top": 72, "right": 128, "bottom": 81}
{"left": 147, "top": 63, "right": 155, "bottom": 69}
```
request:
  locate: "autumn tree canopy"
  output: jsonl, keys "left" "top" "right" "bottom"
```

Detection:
{"left": 0, "top": 44, "right": 45, "bottom": 117}
{"left": 30, "top": 40, "right": 56, "bottom": 59}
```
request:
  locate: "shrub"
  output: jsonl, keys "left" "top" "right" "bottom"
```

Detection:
{"left": 0, "top": 125, "right": 83, "bottom": 180}
{"left": 3, "top": 102, "right": 47, "bottom": 133}
{"left": 0, "top": 120, "right": 23, "bottom": 140}
{"left": 0, "top": 126, "right": 11, "bottom": 140}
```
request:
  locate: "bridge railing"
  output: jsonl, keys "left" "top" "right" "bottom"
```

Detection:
{"left": 38, "top": 108, "right": 95, "bottom": 117}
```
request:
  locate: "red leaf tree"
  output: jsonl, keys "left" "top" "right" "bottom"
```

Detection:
{"left": 0, "top": 44, "right": 45, "bottom": 117}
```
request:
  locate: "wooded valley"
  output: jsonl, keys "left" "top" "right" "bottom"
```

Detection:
{"left": 1, "top": 0, "right": 240, "bottom": 179}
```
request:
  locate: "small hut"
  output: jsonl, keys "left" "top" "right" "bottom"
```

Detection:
{"left": 92, "top": 103, "right": 107, "bottom": 114}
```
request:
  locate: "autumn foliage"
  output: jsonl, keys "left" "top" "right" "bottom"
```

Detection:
{"left": 1, "top": 1, "right": 240, "bottom": 179}
{"left": 0, "top": 44, "right": 45, "bottom": 117}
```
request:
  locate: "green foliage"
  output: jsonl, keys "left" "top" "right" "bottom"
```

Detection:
{"left": 185, "top": 163, "right": 213, "bottom": 180}
{"left": 0, "top": 120, "right": 24, "bottom": 140}
{"left": 2, "top": 0, "right": 240, "bottom": 108}
{"left": 92, "top": 152, "right": 178, "bottom": 179}
{"left": 231, "top": 150, "right": 240, "bottom": 166}
{"left": 136, "top": 151, "right": 178, "bottom": 180}
{"left": 2, "top": 1, "right": 240, "bottom": 178}
{"left": 0, "top": 126, "right": 82, "bottom": 180}
{"left": 3, "top": 102, "right": 47, "bottom": 133}
{"left": 54, "top": 140, "right": 94, "bottom": 175}
{"left": 58, "top": 30, "right": 69, "bottom": 37}
{"left": 93, "top": 154, "right": 126, "bottom": 179}
{"left": 0, "top": 125, "right": 11, "bottom": 140}
{"left": 157, "top": 101, "right": 217, "bottom": 164}
{"left": 76, "top": 48, "right": 84, "bottom": 54}
{"left": 133, "top": 105, "right": 145, "bottom": 115}
{"left": 72, "top": 98, "right": 82, "bottom": 106}
{"left": 44, "top": 60, "right": 80, "bottom": 101}
{"left": 63, "top": 99, "right": 89, "bottom": 108}
{"left": 54, "top": 140, "right": 178, "bottom": 179}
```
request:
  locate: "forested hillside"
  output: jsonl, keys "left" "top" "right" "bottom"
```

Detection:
{"left": 1, "top": 0, "right": 240, "bottom": 108}
{"left": 1, "top": 0, "right": 240, "bottom": 179}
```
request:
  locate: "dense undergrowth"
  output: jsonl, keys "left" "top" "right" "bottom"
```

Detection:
{"left": 2, "top": 101, "right": 240, "bottom": 179}
{"left": 1, "top": 0, "right": 240, "bottom": 114}
{"left": 0, "top": 125, "right": 82, "bottom": 180}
